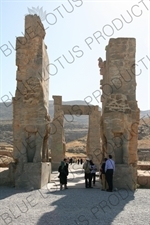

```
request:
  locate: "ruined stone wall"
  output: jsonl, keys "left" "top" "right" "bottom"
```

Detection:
{"left": 12, "top": 15, "right": 51, "bottom": 188}
{"left": 99, "top": 38, "right": 140, "bottom": 189}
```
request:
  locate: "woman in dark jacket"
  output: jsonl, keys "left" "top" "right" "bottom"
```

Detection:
{"left": 58, "top": 161, "right": 68, "bottom": 190}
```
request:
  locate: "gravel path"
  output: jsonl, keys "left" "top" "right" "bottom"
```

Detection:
{"left": 0, "top": 164, "right": 150, "bottom": 225}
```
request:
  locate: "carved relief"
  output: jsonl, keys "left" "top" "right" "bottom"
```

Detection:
{"left": 105, "top": 94, "right": 131, "bottom": 113}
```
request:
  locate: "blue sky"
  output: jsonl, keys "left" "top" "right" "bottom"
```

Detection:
{"left": 0, "top": 0, "right": 149, "bottom": 110}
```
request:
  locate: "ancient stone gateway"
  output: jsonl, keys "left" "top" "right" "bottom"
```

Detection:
{"left": 12, "top": 15, "right": 51, "bottom": 189}
{"left": 11, "top": 14, "right": 140, "bottom": 191}
{"left": 99, "top": 38, "right": 140, "bottom": 190}
{"left": 51, "top": 96, "right": 101, "bottom": 170}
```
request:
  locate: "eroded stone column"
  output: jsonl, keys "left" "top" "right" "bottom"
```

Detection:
{"left": 12, "top": 15, "right": 51, "bottom": 189}
{"left": 86, "top": 107, "right": 101, "bottom": 169}
{"left": 99, "top": 38, "right": 140, "bottom": 190}
{"left": 51, "top": 96, "right": 65, "bottom": 170}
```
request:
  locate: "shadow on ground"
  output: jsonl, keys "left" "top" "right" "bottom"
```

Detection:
{"left": 37, "top": 188, "right": 135, "bottom": 225}
{"left": 37, "top": 164, "right": 135, "bottom": 225}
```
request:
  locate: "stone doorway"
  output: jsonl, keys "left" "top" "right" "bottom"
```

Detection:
{"left": 64, "top": 114, "right": 88, "bottom": 163}
{"left": 50, "top": 96, "right": 102, "bottom": 171}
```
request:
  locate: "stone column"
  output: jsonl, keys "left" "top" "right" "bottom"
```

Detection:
{"left": 51, "top": 96, "right": 65, "bottom": 170}
{"left": 12, "top": 15, "right": 51, "bottom": 189}
{"left": 99, "top": 38, "right": 139, "bottom": 190}
{"left": 86, "top": 107, "right": 101, "bottom": 169}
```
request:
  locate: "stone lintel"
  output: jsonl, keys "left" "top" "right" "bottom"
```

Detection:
{"left": 62, "top": 105, "right": 99, "bottom": 115}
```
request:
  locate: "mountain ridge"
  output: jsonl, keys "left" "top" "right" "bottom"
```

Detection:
{"left": 0, "top": 100, "right": 149, "bottom": 120}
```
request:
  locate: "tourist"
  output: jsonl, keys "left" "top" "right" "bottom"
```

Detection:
{"left": 100, "top": 158, "right": 108, "bottom": 191}
{"left": 58, "top": 159, "right": 69, "bottom": 190}
{"left": 105, "top": 155, "right": 115, "bottom": 192}
{"left": 83, "top": 158, "right": 92, "bottom": 188}
{"left": 77, "top": 159, "right": 80, "bottom": 164}
{"left": 80, "top": 158, "right": 83, "bottom": 164}
{"left": 90, "top": 160, "right": 97, "bottom": 186}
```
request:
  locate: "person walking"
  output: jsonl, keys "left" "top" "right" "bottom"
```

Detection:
{"left": 90, "top": 160, "right": 97, "bottom": 186}
{"left": 83, "top": 158, "right": 92, "bottom": 188}
{"left": 58, "top": 159, "right": 69, "bottom": 190}
{"left": 100, "top": 158, "right": 108, "bottom": 191}
{"left": 105, "top": 155, "right": 115, "bottom": 192}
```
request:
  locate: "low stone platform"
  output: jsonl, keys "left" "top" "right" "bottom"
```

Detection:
{"left": 0, "top": 168, "right": 10, "bottom": 185}
{"left": 137, "top": 161, "right": 150, "bottom": 188}
{"left": 137, "top": 170, "right": 150, "bottom": 188}
{"left": 9, "top": 162, "right": 51, "bottom": 189}
{"left": 137, "top": 161, "right": 150, "bottom": 170}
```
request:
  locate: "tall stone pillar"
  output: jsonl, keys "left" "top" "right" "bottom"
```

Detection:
{"left": 12, "top": 15, "right": 51, "bottom": 189}
{"left": 86, "top": 107, "right": 101, "bottom": 169}
{"left": 51, "top": 96, "right": 65, "bottom": 170}
{"left": 99, "top": 38, "right": 140, "bottom": 190}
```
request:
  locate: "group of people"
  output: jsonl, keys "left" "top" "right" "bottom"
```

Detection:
{"left": 58, "top": 155, "right": 115, "bottom": 191}
{"left": 83, "top": 158, "right": 97, "bottom": 188}
{"left": 77, "top": 158, "right": 83, "bottom": 165}
{"left": 82, "top": 154, "right": 115, "bottom": 191}
{"left": 68, "top": 158, "right": 83, "bottom": 165}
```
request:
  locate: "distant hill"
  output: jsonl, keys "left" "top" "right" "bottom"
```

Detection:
{"left": 0, "top": 101, "right": 149, "bottom": 149}
{"left": 0, "top": 100, "right": 149, "bottom": 126}
{"left": 0, "top": 101, "right": 149, "bottom": 121}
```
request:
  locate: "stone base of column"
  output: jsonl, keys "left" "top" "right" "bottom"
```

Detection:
{"left": 113, "top": 164, "right": 137, "bottom": 190}
{"left": 11, "top": 162, "right": 51, "bottom": 189}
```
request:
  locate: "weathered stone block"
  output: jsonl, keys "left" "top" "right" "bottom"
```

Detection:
{"left": 113, "top": 164, "right": 137, "bottom": 190}
{"left": 137, "top": 170, "right": 150, "bottom": 188}
{"left": 137, "top": 162, "right": 150, "bottom": 170}
{"left": 15, "top": 162, "right": 51, "bottom": 189}
{"left": 0, "top": 168, "right": 11, "bottom": 185}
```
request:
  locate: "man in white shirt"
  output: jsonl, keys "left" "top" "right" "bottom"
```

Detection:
{"left": 105, "top": 155, "right": 115, "bottom": 192}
